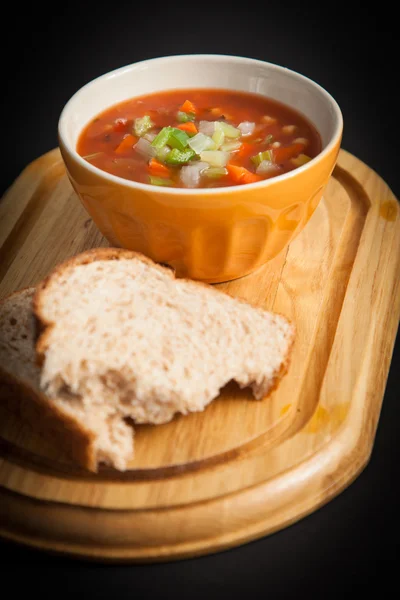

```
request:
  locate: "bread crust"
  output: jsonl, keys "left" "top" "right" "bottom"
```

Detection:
{"left": 0, "top": 288, "right": 98, "bottom": 472}
{"left": 259, "top": 331, "right": 295, "bottom": 401}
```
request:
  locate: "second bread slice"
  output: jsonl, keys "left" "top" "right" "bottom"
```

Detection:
{"left": 34, "top": 248, "right": 294, "bottom": 428}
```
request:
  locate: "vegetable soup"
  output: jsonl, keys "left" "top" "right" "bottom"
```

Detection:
{"left": 77, "top": 89, "right": 322, "bottom": 189}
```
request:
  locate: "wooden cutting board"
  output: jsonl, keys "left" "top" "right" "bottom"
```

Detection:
{"left": 0, "top": 148, "right": 398, "bottom": 562}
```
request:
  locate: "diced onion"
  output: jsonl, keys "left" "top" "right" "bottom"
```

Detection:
{"left": 144, "top": 131, "right": 157, "bottom": 142}
{"left": 238, "top": 121, "right": 255, "bottom": 136}
{"left": 198, "top": 121, "right": 216, "bottom": 136}
{"left": 133, "top": 137, "right": 157, "bottom": 158}
{"left": 256, "top": 160, "right": 281, "bottom": 175}
{"left": 156, "top": 145, "right": 171, "bottom": 161}
{"left": 188, "top": 133, "right": 216, "bottom": 154}
{"left": 180, "top": 162, "right": 208, "bottom": 188}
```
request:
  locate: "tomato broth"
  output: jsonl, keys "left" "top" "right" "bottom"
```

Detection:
{"left": 77, "top": 89, "right": 322, "bottom": 189}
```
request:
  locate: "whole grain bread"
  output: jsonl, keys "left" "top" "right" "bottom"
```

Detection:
{"left": 34, "top": 248, "right": 295, "bottom": 430}
{"left": 0, "top": 288, "right": 134, "bottom": 471}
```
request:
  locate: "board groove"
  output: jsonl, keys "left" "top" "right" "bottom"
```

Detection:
{"left": 0, "top": 148, "right": 398, "bottom": 561}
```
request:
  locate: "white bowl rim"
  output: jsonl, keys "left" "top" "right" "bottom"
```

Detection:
{"left": 58, "top": 53, "right": 343, "bottom": 196}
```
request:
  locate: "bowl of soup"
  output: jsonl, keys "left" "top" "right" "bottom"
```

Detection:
{"left": 58, "top": 54, "right": 343, "bottom": 283}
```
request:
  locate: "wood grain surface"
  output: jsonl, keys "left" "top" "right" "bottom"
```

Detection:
{"left": 0, "top": 148, "right": 398, "bottom": 561}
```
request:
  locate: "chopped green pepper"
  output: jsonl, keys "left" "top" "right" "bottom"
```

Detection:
{"left": 152, "top": 127, "right": 189, "bottom": 151}
{"left": 151, "top": 127, "right": 173, "bottom": 149}
{"left": 164, "top": 148, "right": 196, "bottom": 165}
{"left": 167, "top": 128, "right": 190, "bottom": 151}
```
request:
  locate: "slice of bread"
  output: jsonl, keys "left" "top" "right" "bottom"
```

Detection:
{"left": 0, "top": 288, "right": 134, "bottom": 471}
{"left": 34, "top": 248, "right": 294, "bottom": 429}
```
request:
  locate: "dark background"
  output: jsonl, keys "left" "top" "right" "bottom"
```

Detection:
{"left": 1, "top": 2, "right": 399, "bottom": 595}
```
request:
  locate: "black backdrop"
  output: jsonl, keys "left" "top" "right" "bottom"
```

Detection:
{"left": 1, "top": 3, "right": 399, "bottom": 595}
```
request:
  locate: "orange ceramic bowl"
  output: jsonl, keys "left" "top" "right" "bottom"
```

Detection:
{"left": 58, "top": 55, "right": 343, "bottom": 283}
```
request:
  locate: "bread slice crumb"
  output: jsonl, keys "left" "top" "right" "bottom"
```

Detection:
{"left": 0, "top": 288, "right": 134, "bottom": 471}
{"left": 34, "top": 248, "right": 295, "bottom": 427}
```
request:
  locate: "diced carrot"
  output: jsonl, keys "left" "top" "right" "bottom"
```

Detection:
{"left": 226, "top": 164, "right": 262, "bottom": 184}
{"left": 147, "top": 158, "right": 171, "bottom": 178}
{"left": 180, "top": 100, "right": 197, "bottom": 114}
{"left": 235, "top": 142, "right": 254, "bottom": 159}
{"left": 177, "top": 121, "right": 198, "bottom": 135}
{"left": 115, "top": 133, "right": 137, "bottom": 154}
{"left": 272, "top": 143, "right": 305, "bottom": 163}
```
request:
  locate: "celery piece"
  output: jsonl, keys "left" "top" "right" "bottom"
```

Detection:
{"left": 165, "top": 148, "right": 196, "bottom": 165}
{"left": 264, "top": 134, "right": 274, "bottom": 144}
{"left": 167, "top": 128, "right": 190, "bottom": 151}
{"left": 291, "top": 154, "right": 312, "bottom": 167}
{"left": 199, "top": 151, "right": 229, "bottom": 167}
{"left": 188, "top": 133, "right": 216, "bottom": 154}
{"left": 220, "top": 140, "right": 242, "bottom": 152}
{"left": 256, "top": 160, "right": 280, "bottom": 175}
{"left": 202, "top": 166, "right": 228, "bottom": 178}
{"left": 217, "top": 121, "right": 241, "bottom": 139}
{"left": 151, "top": 127, "right": 173, "bottom": 149}
{"left": 212, "top": 127, "right": 225, "bottom": 149}
{"left": 133, "top": 115, "right": 154, "bottom": 137}
{"left": 149, "top": 175, "right": 174, "bottom": 186}
{"left": 250, "top": 150, "right": 272, "bottom": 166}
{"left": 177, "top": 110, "right": 195, "bottom": 123}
